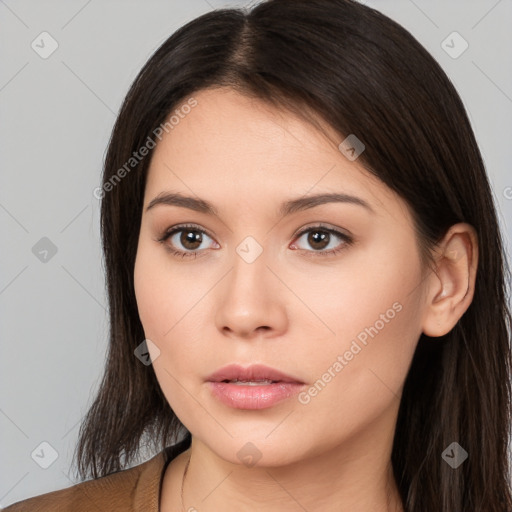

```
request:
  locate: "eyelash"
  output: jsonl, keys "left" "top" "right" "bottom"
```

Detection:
{"left": 156, "top": 223, "right": 354, "bottom": 259}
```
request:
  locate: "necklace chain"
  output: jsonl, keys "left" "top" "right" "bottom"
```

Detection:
{"left": 180, "top": 454, "right": 191, "bottom": 512}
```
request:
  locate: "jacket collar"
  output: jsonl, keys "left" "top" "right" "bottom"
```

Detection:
{"left": 133, "top": 436, "right": 191, "bottom": 511}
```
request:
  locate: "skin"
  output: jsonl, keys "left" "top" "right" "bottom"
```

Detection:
{"left": 133, "top": 87, "right": 478, "bottom": 511}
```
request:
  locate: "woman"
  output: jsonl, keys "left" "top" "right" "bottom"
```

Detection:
{"left": 3, "top": 0, "right": 511, "bottom": 510}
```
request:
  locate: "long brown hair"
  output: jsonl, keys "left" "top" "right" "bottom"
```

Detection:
{"left": 73, "top": 1, "right": 512, "bottom": 509}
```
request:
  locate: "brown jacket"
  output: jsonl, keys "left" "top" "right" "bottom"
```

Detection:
{"left": 1, "top": 439, "right": 190, "bottom": 512}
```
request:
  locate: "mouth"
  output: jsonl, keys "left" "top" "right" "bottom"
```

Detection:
{"left": 221, "top": 378, "right": 277, "bottom": 385}
{"left": 206, "top": 364, "right": 305, "bottom": 410}
{"left": 206, "top": 363, "right": 304, "bottom": 384}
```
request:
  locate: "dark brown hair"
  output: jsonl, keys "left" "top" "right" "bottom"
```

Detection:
{"left": 73, "top": 1, "right": 512, "bottom": 510}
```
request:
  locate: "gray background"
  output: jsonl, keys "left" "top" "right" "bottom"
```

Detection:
{"left": 1, "top": 0, "right": 511, "bottom": 506}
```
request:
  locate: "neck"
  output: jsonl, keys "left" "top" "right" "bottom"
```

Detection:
{"left": 171, "top": 413, "right": 403, "bottom": 512}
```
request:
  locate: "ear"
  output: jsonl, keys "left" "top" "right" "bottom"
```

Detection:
{"left": 421, "top": 223, "right": 478, "bottom": 337}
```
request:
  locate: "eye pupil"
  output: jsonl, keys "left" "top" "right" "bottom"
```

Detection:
{"left": 308, "top": 230, "right": 329, "bottom": 250}
{"left": 181, "top": 230, "right": 202, "bottom": 250}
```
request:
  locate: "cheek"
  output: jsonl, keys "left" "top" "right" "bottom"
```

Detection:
{"left": 133, "top": 237, "right": 205, "bottom": 372}
{"left": 133, "top": 246, "right": 164, "bottom": 336}
{"left": 134, "top": 243, "right": 202, "bottom": 426}
{"left": 133, "top": 238, "right": 189, "bottom": 338}
{"left": 290, "top": 233, "right": 422, "bottom": 345}
{"left": 294, "top": 245, "right": 424, "bottom": 431}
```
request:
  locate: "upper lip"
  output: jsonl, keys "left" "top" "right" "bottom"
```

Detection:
{"left": 206, "top": 364, "right": 304, "bottom": 384}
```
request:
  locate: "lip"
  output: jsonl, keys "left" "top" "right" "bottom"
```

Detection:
{"left": 206, "top": 364, "right": 305, "bottom": 410}
{"left": 206, "top": 363, "right": 304, "bottom": 384}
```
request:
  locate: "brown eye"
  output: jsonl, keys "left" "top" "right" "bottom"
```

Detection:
{"left": 179, "top": 230, "right": 203, "bottom": 250}
{"left": 157, "top": 223, "right": 218, "bottom": 259}
{"left": 306, "top": 230, "right": 330, "bottom": 250}
{"left": 291, "top": 225, "right": 353, "bottom": 257}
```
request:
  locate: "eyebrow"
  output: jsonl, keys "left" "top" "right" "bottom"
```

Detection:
{"left": 145, "top": 191, "right": 375, "bottom": 216}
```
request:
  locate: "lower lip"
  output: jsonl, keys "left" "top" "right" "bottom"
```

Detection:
{"left": 208, "top": 381, "right": 304, "bottom": 410}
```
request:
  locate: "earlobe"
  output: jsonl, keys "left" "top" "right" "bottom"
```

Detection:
{"left": 421, "top": 223, "right": 478, "bottom": 337}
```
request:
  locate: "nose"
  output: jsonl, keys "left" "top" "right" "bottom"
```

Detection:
{"left": 214, "top": 247, "right": 288, "bottom": 340}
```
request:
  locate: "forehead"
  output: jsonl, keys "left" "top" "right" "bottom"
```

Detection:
{"left": 144, "top": 87, "right": 402, "bottom": 219}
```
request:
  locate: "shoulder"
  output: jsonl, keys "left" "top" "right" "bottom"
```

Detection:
{"left": 1, "top": 439, "right": 190, "bottom": 512}
{"left": 1, "top": 455, "right": 158, "bottom": 512}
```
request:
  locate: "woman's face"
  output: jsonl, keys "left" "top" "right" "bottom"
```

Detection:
{"left": 134, "top": 87, "right": 427, "bottom": 467}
